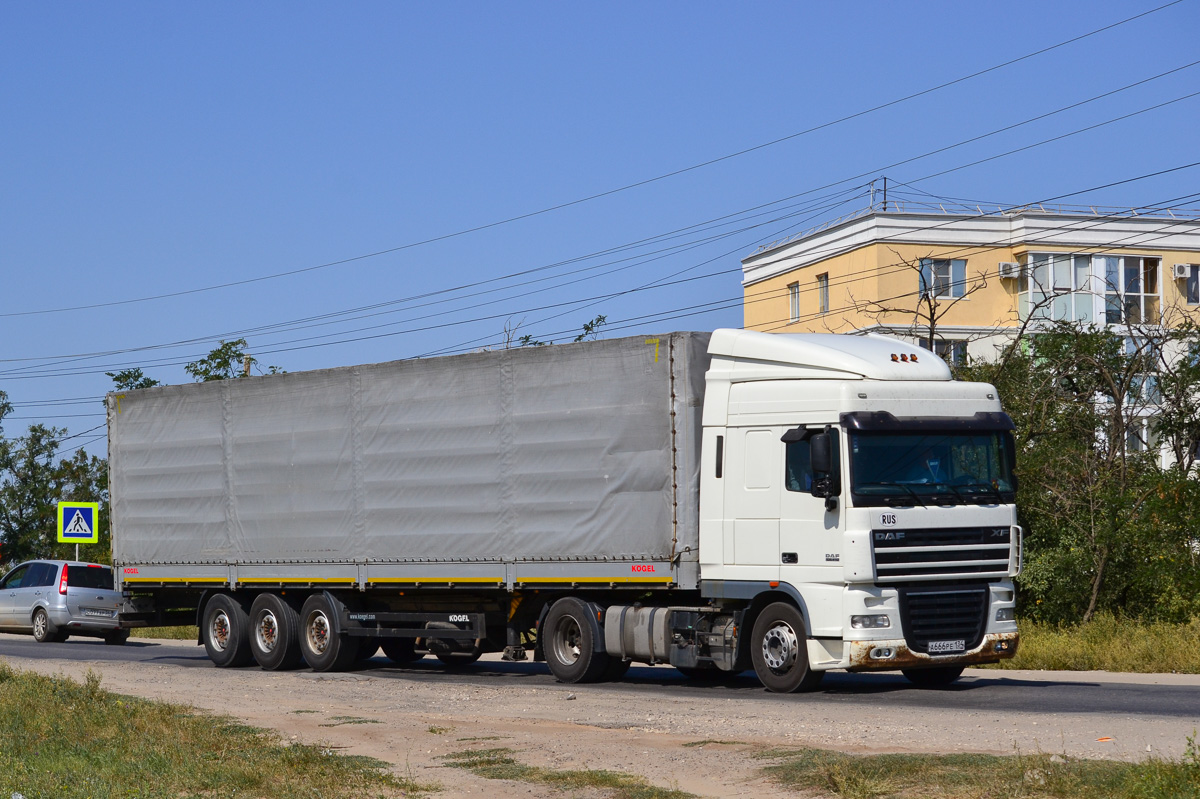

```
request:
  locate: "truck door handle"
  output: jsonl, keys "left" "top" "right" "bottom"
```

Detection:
{"left": 781, "top": 552, "right": 798, "bottom": 564}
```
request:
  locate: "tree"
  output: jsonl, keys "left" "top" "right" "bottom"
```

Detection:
{"left": 0, "top": 424, "right": 67, "bottom": 564}
{"left": 185, "top": 339, "right": 282, "bottom": 381}
{"left": 106, "top": 368, "right": 160, "bottom": 391}
{"left": 959, "top": 320, "right": 1200, "bottom": 623}
{"left": 573, "top": 315, "right": 607, "bottom": 343}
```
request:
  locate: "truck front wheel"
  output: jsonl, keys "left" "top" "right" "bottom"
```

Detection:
{"left": 750, "top": 602, "right": 824, "bottom": 693}
{"left": 543, "top": 597, "right": 607, "bottom": 684}
{"left": 248, "top": 593, "right": 304, "bottom": 671}
{"left": 202, "top": 594, "right": 254, "bottom": 667}
{"left": 298, "top": 594, "right": 358, "bottom": 672}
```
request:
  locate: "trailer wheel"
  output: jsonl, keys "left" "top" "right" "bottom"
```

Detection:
{"left": 543, "top": 597, "right": 607, "bottom": 684}
{"left": 381, "top": 638, "right": 424, "bottom": 664}
{"left": 357, "top": 637, "right": 380, "bottom": 661}
{"left": 103, "top": 630, "right": 129, "bottom": 646}
{"left": 750, "top": 602, "right": 824, "bottom": 693}
{"left": 298, "top": 594, "right": 358, "bottom": 672}
{"left": 248, "top": 593, "right": 304, "bottom": 671}
{"left": 202, "top": 594, "right": 254, "bottom": 667}
{"left": 901, "top": 666, "right": 964, "bottom": 688}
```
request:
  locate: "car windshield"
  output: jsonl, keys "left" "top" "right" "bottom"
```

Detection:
{"left": 67, "top": 565, "right": 114, "bottom": 590}
{"left": 849, "top": 430, "right": 1015, "bottom": 507}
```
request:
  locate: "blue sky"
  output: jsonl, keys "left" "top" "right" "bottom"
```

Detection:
{"left": 2, "top": 1, "right": 1198, "bottom": 454}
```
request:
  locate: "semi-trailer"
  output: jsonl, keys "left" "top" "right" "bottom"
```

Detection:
{"left": 110, "top": 328, "right": 1020, "bottom": 692}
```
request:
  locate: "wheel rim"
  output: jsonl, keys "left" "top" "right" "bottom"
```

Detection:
{"left": 209, "top": 609, "right": 231, "bottom": 653}
{"left": 256, "top": 610, "right": 279, "bottom": 653}
{"left": 761, "top": 620, "right": 799, "bottom": 673}
{"left": 306, "top": 610, "right": 331, "bottom": 655}
{"left": 33, "top": 611, "right": 47, "bottom": 639}
{"left": 550, "top": 615, "right": 583, "bottom": 666}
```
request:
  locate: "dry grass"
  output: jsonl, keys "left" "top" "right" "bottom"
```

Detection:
{"left": 758, "top": 738, "right": 1200, "bottom": 799}
{"left": 990, "top": 615, "right": 1200, "bottom": 673}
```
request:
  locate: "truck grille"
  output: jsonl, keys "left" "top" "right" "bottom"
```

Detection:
{"left": 872, "top": 526, "right": 1011, "bottom": 583}
{"left": 898, "top": 585, "right": 989, "bottom": 655}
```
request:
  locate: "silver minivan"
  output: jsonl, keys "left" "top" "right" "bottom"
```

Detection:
{"left": 0, "top": 560, "right": 127, "bottom": 644}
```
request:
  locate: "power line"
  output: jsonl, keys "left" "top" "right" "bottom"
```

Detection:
{"left": 1, "top": 1, "right": 1184, "bottom": 321}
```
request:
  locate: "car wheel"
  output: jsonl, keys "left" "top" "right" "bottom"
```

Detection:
{"left": 248, "top": 593, "right": 304, "bottom": 671}
{"left": 750, "top": 602, "right": 824, "bottom": 693}
{"left": 32, "top": 608, "right": 55, "bottom": 643}
{"left": 201, "top": 594, "right": 254, "bottom": 667}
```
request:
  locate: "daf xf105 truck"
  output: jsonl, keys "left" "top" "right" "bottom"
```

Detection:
{"left": 110, "top": 329, "right": 1020, "bottom": 692}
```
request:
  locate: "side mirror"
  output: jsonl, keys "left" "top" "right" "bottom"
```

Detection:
{"left": 809, "top": 430, "right": 841, "bottom": 508}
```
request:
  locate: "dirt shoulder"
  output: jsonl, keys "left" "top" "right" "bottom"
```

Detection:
{"left": 5, "top": 638, "right": 1199, "bottom": 799}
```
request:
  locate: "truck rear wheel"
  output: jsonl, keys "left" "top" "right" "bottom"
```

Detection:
{"left": 202, "top": 594, "right": 254, "bottom": 667}
{"left": 543, "top": 597, "right": 607, "bottom": 684}
{"left": 298, "top": 594, "right": 358, "bottom": 672}
{"left": 750, "top": 602, "right": 824, "bottom": 693}
{"left": 901, "top": 666, "right": 964, "bottom": 688}
{"left": 248, "top": 593, "right": 304, "bottom": 671}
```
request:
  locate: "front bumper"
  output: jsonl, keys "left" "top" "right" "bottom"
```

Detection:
{"left": 844, "top": 631, "right": 1019, "bottom": 671}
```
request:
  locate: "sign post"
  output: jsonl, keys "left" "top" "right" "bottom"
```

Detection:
{"left": 57, "top": 501, "right": 100, "bottom": 561}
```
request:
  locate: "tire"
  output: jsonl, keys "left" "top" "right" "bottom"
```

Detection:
{"left": 380, "top": 637, "right": 424, "bottom": 664}
{"left": 248, "top": 593, "right": 304, "bottom": 671}
{"left": 542, "top": 598, "right": 607, "bottom": 684}
{"left": 902, "top": 666, "right": 965, "bottom": 688}
{"left": 750, "top": 602, "right": 824, "bottom": 693}
{"left": 103, "top": 630, "right": 129, "bottom": 646}
{"left": 298, "top": 594, "right": 358, "bottom": 672}
{"left": 357, "top": 637, "right": 380, "bottom": 661}
{"left": 32, "top": 608, "right": 55, "bottom": 643}
{"left": 202, "top": 594, "right": 254, "bottom": 667}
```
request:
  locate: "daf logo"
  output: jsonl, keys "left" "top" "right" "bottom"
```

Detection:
{"left": 989, "top": 528, "right": 1007, "bottom": 538}
{"left": 874, "top": 531, "right": 905, "bottom": 541}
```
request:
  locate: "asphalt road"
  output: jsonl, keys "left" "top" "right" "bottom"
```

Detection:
{"left": 2, "top": 631, "right": 1197, "bottom": 721}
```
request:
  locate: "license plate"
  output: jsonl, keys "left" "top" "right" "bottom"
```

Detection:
{"left": 82, "top": 609, "right": 113, "bottom": 618}
{"left": 928, "top": 639, "right": 965, "bottom": 654}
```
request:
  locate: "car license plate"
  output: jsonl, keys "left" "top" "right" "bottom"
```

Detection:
{"left": 928, "top": 639, "right": 965, "bottom": 654}
{"left": 82, "top": 608, "right": 113, "bottom": 618}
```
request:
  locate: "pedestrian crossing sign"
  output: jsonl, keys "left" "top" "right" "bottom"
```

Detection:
{"left": 57, "top": 502, "right": 100, "bottom": 543}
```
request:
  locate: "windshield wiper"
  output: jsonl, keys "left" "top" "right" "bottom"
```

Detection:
{"left": 859, "top": 481, "right": 927, "bottom": 507}
{"left": 959, "top": 483, "right": 1006, "bottom": 504}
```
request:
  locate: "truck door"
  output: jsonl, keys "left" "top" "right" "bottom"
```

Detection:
{"left": 779, "top": 433, "right": 843, "bottom": 635}
{"left": 724, "top": 428, "right": 781, "bottom": 578}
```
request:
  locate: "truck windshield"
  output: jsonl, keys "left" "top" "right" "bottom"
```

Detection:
{"left": 848, "top": 431, "right": 1015, "bottom": 507}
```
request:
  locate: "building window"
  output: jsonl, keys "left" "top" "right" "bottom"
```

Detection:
{"left": 919, "top": 259, "right": 967, "bottom": 298}
{"left": 1185, "top": 265, "right": 1199, "bottom": 305}
{"left": 919, "top": 338, "right": 967, "bottom": 365}
{"left": 1020, "top": 253, "right": 1160, "bottom": 326}
{"left": 1104, "top": 256, "right": 1159, "bottom": 325}
{"left": 817, "top": 273, "right": 829, "bottom": 314}
{"left": 788, "top": 282, "right": 800, "bottom": 322}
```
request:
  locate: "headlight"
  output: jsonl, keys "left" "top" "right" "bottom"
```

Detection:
{"left": 851, "top": 614, "right": 891, "bottom": 629}
{"left": 995, "top": 607, "right": 1015, "bottom": 622}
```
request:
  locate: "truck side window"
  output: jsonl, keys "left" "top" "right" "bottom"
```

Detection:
{"left": 786, "top": 433, "right": 840, "bottom": 493}
{"left": 785, "top": 441, "right": 814, "bottom": 492}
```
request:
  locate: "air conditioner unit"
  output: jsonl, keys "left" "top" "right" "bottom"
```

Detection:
{"left": 1173, "top": 263, "right": 1192, "bottom": 281}
{"left": 998, "top": 262, "right": 1021, "bottom": 280}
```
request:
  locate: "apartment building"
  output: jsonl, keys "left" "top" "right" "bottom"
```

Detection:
{"left": 741, "top": 204, "right": 1200, "bottom": 364}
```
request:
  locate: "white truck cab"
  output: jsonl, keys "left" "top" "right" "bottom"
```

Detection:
{"left": 697, "top": 329, "right": 1020, "bottom": 689}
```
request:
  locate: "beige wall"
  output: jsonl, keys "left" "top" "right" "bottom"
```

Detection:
{"left": 744, "top": 240, "right": 1200, "bottom": 334}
